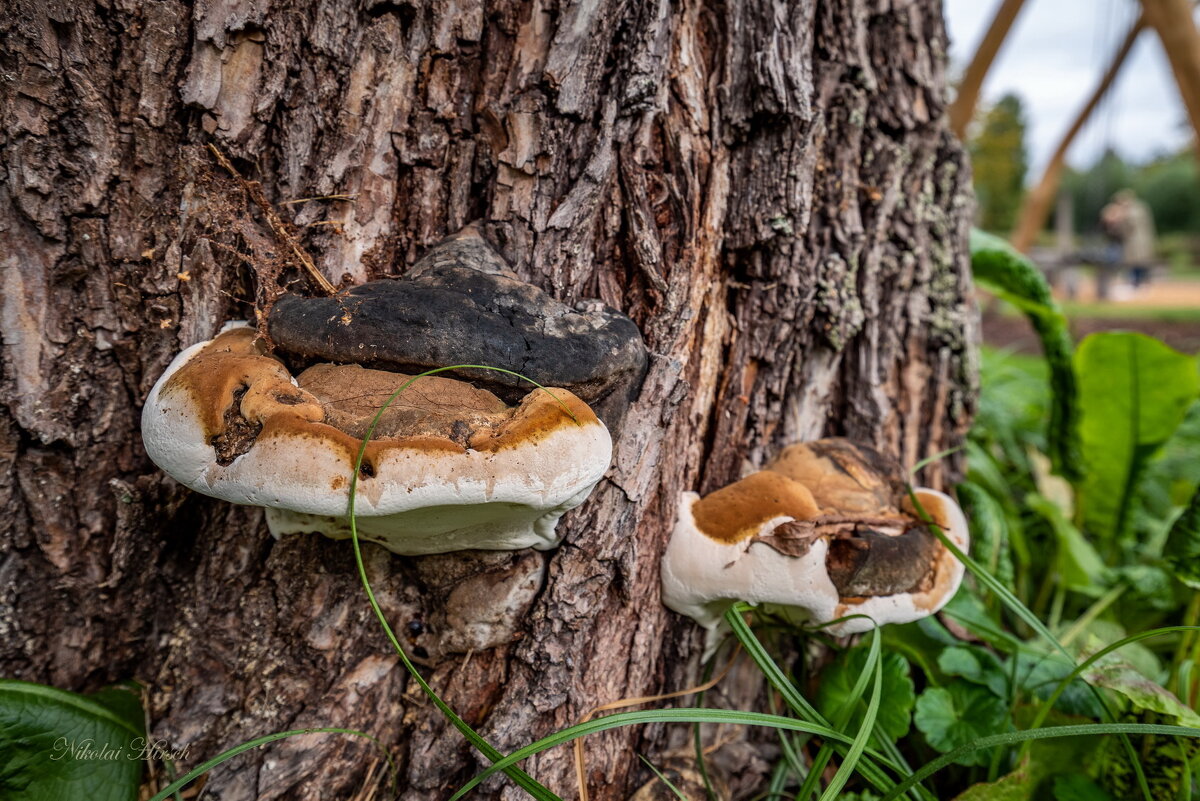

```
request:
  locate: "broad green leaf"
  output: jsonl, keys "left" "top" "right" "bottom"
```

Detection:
{"left": 1052, "top": 774, "right": 1115, "bottom": 801}
{"left": 1015, "top": 652, "right": 1103, "bottom": 720}
{"left": 1077, "top": 623, "right": 1162, "bottom": 681}
{"left": 882, "top": 722, "right": 1200, "bottom": 801}
{"left": 0, "top": 680, "right": 145, "bottom": 801}
{"left": 1025, "top": 493, "right": 1109, "bottom": 596}
{"left": 938, "top": 646, "right": 1007, "bottom": 698}
{"left": 1162, "top": 484, "right": 1200, "bottom": 589}
{"left": 1139, "top": 401, "right": 1200, "bottom": 525}
{"left": 1111, "top": 565, "right": 1177, "bottom": 612}
{"left": 914, "top": 683, "right": 1010, "bottom": 766}
{"left": 1075, "top": 332, "right": 1199, "bottom": 543}
{"left": 1081, "top": 656, "right": 1200, "bottom": 727}
{"left": 882, "top": 618, "right": 956, "bottom": 686}
{"left": 815, "top": 645, "right": 914, "bottom": 741}
{"left": 1094, "top": 714, "right": 1200, "bottom": 801}
{"left": 953, "top": 767, "right": 1036, "bottom": 801}
{"left": 85, "top": 683, "right": 145, "bottom": 736}
{"left": 969, "top": 229, "right": 1079, "bottom": 478}
{"left": 956, "top": 482, "right": 1015, "bottom": 587}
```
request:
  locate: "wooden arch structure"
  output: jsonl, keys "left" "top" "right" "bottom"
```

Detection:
{"left": 950, "top": 0, "right": 1200, "bottom": 251}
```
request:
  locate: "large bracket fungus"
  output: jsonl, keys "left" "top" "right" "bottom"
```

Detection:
{"left": 661, "top": 439, "right": 969, "bottom": 651}
{"left": 142, "top": 227, "right": 647, "bottom": 554}
{"left": 266, "top": 227, "right": 648, "bottom": 430}
{"left": 141, "top": 322, "right": 612, "bottom": 555}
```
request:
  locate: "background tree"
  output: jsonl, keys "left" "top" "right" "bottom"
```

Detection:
{"left": 0, "top": 1, "right": 975, "bottom": 799}
{"left": 1138, "top": 149, "right": 1200, "bottom": 234}
{"left": 970, "top": 93, "right": 1030, "bottom": 232}
{"left": 1063, "top": 147, "right": 1200, "bottom": 236}
{"left": 1062, "top": 149, "right": 1136, "bottom": 235}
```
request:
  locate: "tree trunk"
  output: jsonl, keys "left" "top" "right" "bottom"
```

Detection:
{"left": 0, "top": 1, "right": 975, "bottom": 799}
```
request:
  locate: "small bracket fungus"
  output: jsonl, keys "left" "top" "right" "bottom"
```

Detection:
{"left": 141, "top": 323, "right": 612, "bottom": 555}
{"left": 266, "top": 226, "right": 648, "bottom": 430}
{"left": 661, "top": 439, "right": 969, "bottom": 651}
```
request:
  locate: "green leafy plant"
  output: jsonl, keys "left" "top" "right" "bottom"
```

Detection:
{"left": 1075, "top": 333, "right": 1200, "bottom": 548}
{"left": 969, "top": 230, "right": 1080, "bottom": 479}
{"left": 0, "top": 680, "right": 145, "bottom": 801}
{"left": 383, "top": 325, "right": 1199, "bottom": 800}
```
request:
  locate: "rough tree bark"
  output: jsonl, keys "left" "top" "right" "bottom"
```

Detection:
{"left": 0, "top": 1, "right": 975, "bottom": 799}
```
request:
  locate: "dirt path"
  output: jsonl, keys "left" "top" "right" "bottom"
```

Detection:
{"left": 982, "top": 272, "right": 1200, "bottom": 354}
{"left": 983, "top": 312, "right": 1200, "bottom": 354}
{"left": 1054, "top": 272, "right": 1200, "bottom": 306}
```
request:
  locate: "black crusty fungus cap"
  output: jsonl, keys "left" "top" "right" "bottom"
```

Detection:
{"left": 268, "top": 227, "right": 648, "bottom": 431}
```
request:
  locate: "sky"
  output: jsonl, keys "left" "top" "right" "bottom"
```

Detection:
{"left": 943, "top": 0, "right": 1194, "bottom": 175}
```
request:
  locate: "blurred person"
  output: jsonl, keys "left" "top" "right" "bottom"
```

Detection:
{"left": 1101, "top": 189, "right": 1157, "bottom": 293}
{"left": 1096, "top": 196, "right": 1124, "bottom": 300}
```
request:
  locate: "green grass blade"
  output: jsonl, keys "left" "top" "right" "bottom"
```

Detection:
{"left": 638, "top": 754, "right": 688, "bottom": 800}
{"left": 348, "top": 365, "right": 581, "bottom": 800}
{"left": 818, "top": 628, "right": 883, "bottom": 801}
{"left": 765, "top": 678, "right": 812, "bottom": 786}
{"left": 693, "top": 654, "right": 721, "bottom": 801}
{"left": 147, "top": 727, "right": 393, "bottom": 801}
{"left": 910, "top": 489, "right": 1061, "bottom": 651}
{"left": 724, "top": 606, "right": 917, "bottom": 798}
{"left": 796, "top": 629, "right": 879, "bottom": 801}
{"left": 725, "top": 605, "right": 824, "bottom": 722}
{"left": 766, "top": 758, "right": 791, "bottom": 799}
{"left": 448, "top": 708, "right": 900, "bottom": 801}
{"left": 908, "top": 488, "right": 1154, "bottom": 801}
{"left": 1023, "top": 626, "right": 1200, "bottom": 741}
{"left": 910, "top": 447, "right": 963, "bottom": 476}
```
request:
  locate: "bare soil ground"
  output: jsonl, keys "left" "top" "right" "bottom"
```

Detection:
{"left": 982, "top": 276, "right": 1200, "bottom": 354}
{"left": 982, "top": 312, "right": 1200, "bottom": 354}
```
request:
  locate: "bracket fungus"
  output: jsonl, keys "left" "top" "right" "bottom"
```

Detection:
{"left": 661, "top": 439, "right": 969, "bottom": 650}
{"left": 141, "top": 322, "right": 612, "bottom": 555}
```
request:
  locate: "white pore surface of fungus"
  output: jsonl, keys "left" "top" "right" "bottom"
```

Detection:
{"left": 142, "top": 323, "right": 612, "bottom": 555}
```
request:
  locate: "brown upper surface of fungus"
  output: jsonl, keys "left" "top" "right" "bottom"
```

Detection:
{"left": 691, "top": 471, "right": 821, "bottom": 544}
{"left": 766, "top": 438, "right": 907, "bottom": 514}
{"left": 161, "top": 328, "right": 596, "bottom": 468}
{"left": 689, "top": 439, "right": 958, "bottom": 601}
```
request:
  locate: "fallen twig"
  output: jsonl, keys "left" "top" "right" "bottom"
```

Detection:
{"left": 206, "top": 143, "right": 338, "bottom": 296}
